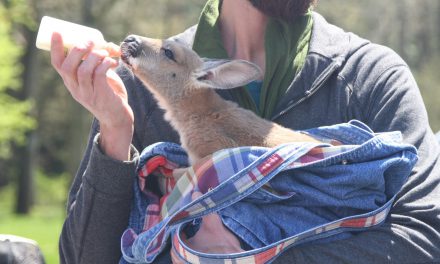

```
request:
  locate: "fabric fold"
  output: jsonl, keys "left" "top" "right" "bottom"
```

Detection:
{"left": 120, "top": 120, "right": 417, "bottom": 264}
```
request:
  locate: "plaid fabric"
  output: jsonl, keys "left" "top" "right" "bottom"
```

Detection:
{"left": 171, "top": 196, "right": 392, "bottom": 264}
{"left": 121, "top": 121, "right": 418, "bottom": 264}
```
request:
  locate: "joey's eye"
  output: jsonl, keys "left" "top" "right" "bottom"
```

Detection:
{"left": 162, "top": 48, "right": 176, "bottom": 62}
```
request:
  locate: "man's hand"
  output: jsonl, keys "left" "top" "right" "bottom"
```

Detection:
{"left": 171, "top": 192, "right": 243, "bottom": 263}
{"left": 50, "top": 32, "right": 134, "bottom": 161}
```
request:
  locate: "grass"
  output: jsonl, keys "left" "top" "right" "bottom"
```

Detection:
{"left": 0, "top": 172, "right": 68, "bottom": 264}
{"left": 0, "top": 208, "right": 64, "bottom": 264}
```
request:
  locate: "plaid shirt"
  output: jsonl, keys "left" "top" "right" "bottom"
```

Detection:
{"left": 121, "top": 120, "right": 417, "bottom": 264}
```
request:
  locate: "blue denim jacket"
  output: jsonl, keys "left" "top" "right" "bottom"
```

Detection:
{"left": 121, "top": 120, "right": 418, "bottom": 263}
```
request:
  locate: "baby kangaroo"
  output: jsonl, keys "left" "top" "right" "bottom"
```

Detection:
{"left": 120, "top": 35, "right": 320, "bottom": 164}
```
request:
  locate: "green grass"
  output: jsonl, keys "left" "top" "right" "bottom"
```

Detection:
{"left": 0, "top": 172, "right": 68, "bottom": 264}
{"left": 0, "top": 209, "right": 64, "bottom": 264}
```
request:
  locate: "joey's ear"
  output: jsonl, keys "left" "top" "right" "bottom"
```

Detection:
{"left": 193, "top": 59, "right": 262, "bottom": 89}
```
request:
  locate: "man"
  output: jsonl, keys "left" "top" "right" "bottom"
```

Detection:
{"left": 51, "top": 0, "right": 440, "bottom": 263}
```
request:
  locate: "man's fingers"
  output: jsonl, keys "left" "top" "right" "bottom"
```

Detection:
{"left": 191, "top": 191, "right": 224, "bottom": 229}
{"left": 77, "top": 50, "right": 109, "bottom": 93}
{"left": 94, "top": 57, "right": 119, "bottom": 89}
{"left": 50, "top": 32, "right": 65, "bottom": 70}
{"left": 170, "top": 246, "right": 184, "bottom": 264}
{"left": 60, "top": 42, "right": 93, "bottom": 79}
{"left": 200, "top": 211, "right": 224, "bottom": 229}
{"left": 106, "top": 42, "right": 121, "bottom": 57}
{"left": 106, "top": 68, "right": 126, "bottom": 95}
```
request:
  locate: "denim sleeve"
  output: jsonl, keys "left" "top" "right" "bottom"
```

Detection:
{"left": 275, "top": 65, "right": 440, "bottom": 263}
{"left": 59, "top": 133, "right": 139, "bottom": 264}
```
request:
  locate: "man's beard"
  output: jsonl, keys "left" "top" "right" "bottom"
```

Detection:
{"left": 249, "top": 0, "right": 315, "bottom": 23}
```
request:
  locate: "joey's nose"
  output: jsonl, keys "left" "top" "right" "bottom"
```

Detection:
{"left": 123, "top": 35, "right": 140, "bottom": 43}
{"left": 122, "top": 35, "right": 141, "bottom": 57}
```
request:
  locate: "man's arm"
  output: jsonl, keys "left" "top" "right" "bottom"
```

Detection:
{"left": 49, "top": 32, "right": 140, "bottom": 263}
{"left": 275, "top": 58, "right": 440, "bottom": 263}
{"left": 59, "top": 129, "right": 138, "bottom": 263}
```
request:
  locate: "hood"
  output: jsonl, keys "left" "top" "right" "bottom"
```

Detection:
{"left": 271, "top": 12, "right": 371, "bottom": 119}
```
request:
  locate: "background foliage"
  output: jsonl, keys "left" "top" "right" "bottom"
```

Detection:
{"left": 0, "top": 0, "right": 439, "bottom": 263}
{"left": 0, "top": 1, "right": 35, "bottom": 159}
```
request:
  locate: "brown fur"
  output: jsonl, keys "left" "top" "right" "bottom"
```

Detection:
{"left": 121, "top": 36, "right": 320, "bottom": 163}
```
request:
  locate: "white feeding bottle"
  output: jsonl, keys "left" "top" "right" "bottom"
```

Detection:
{"left": 35, "top": 16, "right": 108, "bottom": 51}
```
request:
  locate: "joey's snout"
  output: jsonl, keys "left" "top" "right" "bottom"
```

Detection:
{"left": 120, "top": 35, "right": 142, "bottom": 66}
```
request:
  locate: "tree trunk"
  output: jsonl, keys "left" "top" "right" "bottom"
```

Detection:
{"left": 437, "top": 0, "right": 440, "bottom": 51}
{"left": 15, "top": 28, "right": 39, "bottom": 214}
{"left": 396, "top": 1, "right": 408, "bottom": 61}
{"left": 413, "top": 1, "right": 431, "bottom": 68}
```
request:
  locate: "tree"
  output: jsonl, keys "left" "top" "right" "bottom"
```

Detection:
{"left": 0, "top": 0, "right": 36, "bottom": 213}
{"left": 0, "top": 2, "right": 35, "bottom": 160}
